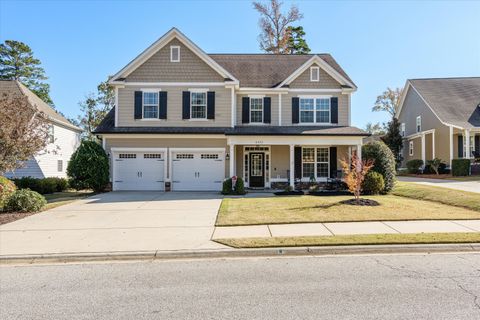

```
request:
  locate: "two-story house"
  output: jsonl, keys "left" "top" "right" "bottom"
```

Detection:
{"left": 94, "top": 28, "right": 368, "bottom": 191}
{"left": 396, "top": 77, "right": 480, "bottom": 169}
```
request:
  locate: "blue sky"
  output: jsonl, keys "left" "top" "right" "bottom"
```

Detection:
{"left": 1, "top": 0, "right": 479, "bottom": 128}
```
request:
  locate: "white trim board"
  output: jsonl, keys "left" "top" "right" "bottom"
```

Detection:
{"left": 109, "top": 28, "right": 238, "bottom": 83}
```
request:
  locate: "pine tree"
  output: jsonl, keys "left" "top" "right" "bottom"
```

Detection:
{"left": 0, "top": 40, "right": 54, "bottom": 106}
{"left": 381, "top": 117, "right": 404, "bottom": 167}
{"left": 286, "top": 26, "right": 311, "bottom": 54}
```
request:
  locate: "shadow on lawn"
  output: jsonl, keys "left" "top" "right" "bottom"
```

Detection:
{"left": 288, "top": 202, "right": 342, "bottom": 211}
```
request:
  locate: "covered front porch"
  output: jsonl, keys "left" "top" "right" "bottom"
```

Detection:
{"left": 226, "top": 135, "right": 364, "bottom": 189}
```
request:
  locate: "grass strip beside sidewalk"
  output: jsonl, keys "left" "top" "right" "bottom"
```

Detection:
{"left": 215, "top": 232, "right": 480, "bottom": 248}
{"left": 392, "top": 182, "right": 480, "bottom": 212}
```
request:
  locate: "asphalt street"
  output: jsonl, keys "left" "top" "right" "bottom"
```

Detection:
{"left": 1, "top": 253, "right": 479, "bottom": 319}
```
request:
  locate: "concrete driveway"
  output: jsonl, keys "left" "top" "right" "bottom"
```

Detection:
{"left": 398, "top": 176, "right": 480, "bottom": 193}
{"left": 0, "top": 192, "right": 227, "bottom": 256}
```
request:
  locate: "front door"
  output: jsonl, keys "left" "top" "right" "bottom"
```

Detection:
{"left": 249, "top": 153, "right": 265, "bottom": 188}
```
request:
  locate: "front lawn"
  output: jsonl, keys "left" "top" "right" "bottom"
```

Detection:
{"left": 215, "top": 232, "right": 480, "bottom": 248}
{"left": 217, "top": 193, "right": 480, "bottom": 226}
{"left": 392, "top": 182, "right": 480, "bottom": 212}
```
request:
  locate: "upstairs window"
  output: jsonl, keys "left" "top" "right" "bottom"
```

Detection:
{"left": 48, "top": 125, "right": 54, "bottom": 143}
{"left": 299, "top": 98, "right": 331, "bottom": 123}
{"left": 170, "top": 46, "right": 180, "bottom": 62}
{"left": 310, "top": 66, "right": 320, "bottom": 82}
{"left": 250, "top": 98, "right": 263, "bottom": 123}
{"left": 401, "top": 123, "right": 405, "bottom": 137}
{"left": 143, "top": 92, "right": 159, "bottom": 119}
{"left": 409, "top": 141, "right": 414, "bottom": 156}
{"left": 416, "top": 116, "right": 421, "bottom": 132}
{"left": 191, "top": 92, "right": 207, "bottom": 119}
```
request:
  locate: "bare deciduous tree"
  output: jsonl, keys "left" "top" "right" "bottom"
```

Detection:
{"left": 340, "top": 154, "right": 374, "bottom": 203}
{"left": 372, "top": 87, "right": 403, "bottom": 118}
{"left": 0, "top": 92, "right": 50, "bottom": 175}
{"left": 253, "top": 0, "right": 303, "bottom": 53}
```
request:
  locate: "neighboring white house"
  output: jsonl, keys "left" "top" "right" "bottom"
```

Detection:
{"left": 1, "top": 80, "right": 82, "bottom": 179}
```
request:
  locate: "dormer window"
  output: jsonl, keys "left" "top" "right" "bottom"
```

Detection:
{"left": 310, "top": 66, "right": 319, "bottom": 82}
{"left": 170, "top": 46, "right": 180, "bottom": 62}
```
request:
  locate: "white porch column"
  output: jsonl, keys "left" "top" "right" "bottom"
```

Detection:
{"left": 421, "top": 133, "right": 426, "bottom": 168}
{"left": 289, "top": 144, "right": 295, "bottom": 188}
{"left": 229, "top": 144, "right": 235, "bottom": 177}
{"left": 278, "top": 93, "right": 282, "bottom": 126}
{"left": 230, "top": 87, "right": 235, "bottom": 127}
{"left": 432, "top": 132, "right": 435, "bottom": 159}
{"left": 348, "top": 146, "right": 352, "bottom": 166}
{"left": 356, "top": 144, "right": 362, "bottom": 171}
{"left": 465, "top": 130, "right": 471, "bottom": 159}
{"left": 449, "top": 126, "right": 454, "bottom": 167}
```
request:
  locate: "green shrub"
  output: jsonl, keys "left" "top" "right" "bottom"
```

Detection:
{"left": 52, "top": 177, "right": 69, "bottom": 192}
{"left": 40, "top": 178, "right": 58, "bottom": 194}
{"left": 362, "top": 171, "right": 385, "bottom": 195}
{"left": 0, "top": 176, "right": 17, "bottom": 211}
{"left": 5, "top": 189, "right": 47, "bottom": 213}
{"left": 67, "top": 140, "right": 109, "bottom": 192}
{"left": 235, "top": 177, "right": 245, "bottom": 195}
{"left": 221, "top": 177, "right": 246, "bottom": 195}
{"left": 10, "top": 177, "right": 69, "bottom": 194}
{"left": 451, "top": 159, "right": 471, "bottom": 176}
{"left": 222, "top": 178, "right": 233, "bottom": 195}
{"left": 406, "top": 159, "right": 424, "bottom": 174}
{"left": 424, "top": 159, "right": 448, "bottom": 175}
{"left": 362, "top": 141, "right": 396, "bottom": 193}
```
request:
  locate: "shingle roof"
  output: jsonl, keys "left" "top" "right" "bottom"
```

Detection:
{"left": 0, "top": 80, "right": 81, "bottom": 131}
{"left": 94, "top": 108, "right": 368, "bottom": 136}
{"left": 209, "top": 54, "right": 354, "bottom": 88}
{"left": 408, "top": 77, "right": 480, "bottom": 129}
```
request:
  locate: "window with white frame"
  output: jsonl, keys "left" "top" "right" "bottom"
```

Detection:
{"left": 191, "top": 92, "right": 207, "bottom": 119}
{"left": 299, "top": 98, "right": 331, "bottom": 123}
{"left": 310, "top": 66, "right": 319, "bottom": 81}
{"left": 57, "top": 160, "right": 63, "bottom": 172}
{"left": 463, "top": 135, "right": 475, "bottom": 158}
{"left": 416, "top": 116, "right": 421, "bottom": 133}
{"left": 401, "top": 123, "right": 405, "bottom": 137}
{"left": 143, "top": 92, "right": 159, "bottom": 119}
{"left": 302, "top": 147, "right": 329, "bottom": 179}
{"left": 409, "top": 141, "right": 414, "bottom": 156}
{"left": 250, "top": 97, "right": 263, "bottom": 123}
{"left": 170, "top": 46, "right": 180, "bottom": 62}
{"left": 48, "top": 125, "right": 54, "bottom": 143}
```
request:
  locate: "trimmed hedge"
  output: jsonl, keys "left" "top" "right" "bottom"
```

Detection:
{"left": 362, "top": 141, "right": 396, "bottom": 193}
{"left": 362, "top": 171, "right": 385, "bottom": 195}
{"left": 11, "top": 177, "right": 69, "bottom": 194}
{"left": 67, "top": 140, "right": 109, "bottom": 192}
{"left": 222, "top": 177, "right": 246, "bottom": 195}
{"left": 0, "top": 176, "right": 17, "bottom": 211}
{"left": 451, "top": 159, "right": 471, "bottom": 176}
{"left": 406, "top": 159, "right": 424, "bottom": 174}
{"left": 5, "top": 189, "right": 47, "bottom": 213}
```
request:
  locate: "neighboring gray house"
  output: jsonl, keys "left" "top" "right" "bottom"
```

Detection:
{"left": 1, "top": 80, "right": 82, "bottom": 179}
{"left": 396, "top": 77, "right": 480, "bottom": 168}
{"left": 94, "top": 28, "right": 368, "bottom": 191}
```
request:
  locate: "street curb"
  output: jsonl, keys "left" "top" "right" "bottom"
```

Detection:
{"left": 1, "top": 243, "right": 479, "bottom": 265}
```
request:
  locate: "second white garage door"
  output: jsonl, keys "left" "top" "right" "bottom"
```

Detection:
{"left": 171, "top": 150, "right": 225, "bottom": 191}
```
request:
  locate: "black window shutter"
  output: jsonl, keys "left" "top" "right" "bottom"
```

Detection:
{"left": 182, "top": 91, "right": 190, "bottom": 119}
{"left": 159, "top": 91, "right": 167, "bottom": 119}
{"left": 458, "top": 135, "right": 463, "bottom": 158}
{"left": 294, "top": 146, "right": 302, "bottom": 179}
{"left": 475, "top": 136, "right": 480, "bottom": 156}
{"left": 207, "top": 91, "right": 215, "bottom": 119}
{"left": 292, "top": 97, "right": 299, "bottom": 124}
{"left": 263, "top": 97, "right": 271, "bottom": 123}
{"left": 134, "top": 91, "right": 142, "bottom": 119}
{"left": 329, "top": 147, "right": 337, "bottom": 178}
{"left": 242, "top": 97, "right": 250, "bottom": 123}
{"left": 330, "top": 97, "right": 338, "bottom": 124}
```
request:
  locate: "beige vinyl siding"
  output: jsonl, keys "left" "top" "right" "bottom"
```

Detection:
{"left": 281, "top": 92, "right": 349, "bottom": 126}
{"left": 126, "top": 39, "right": 224, "bottom": 82}
{"left": 289, "top": 63, "right": 342, "bottom": 89}
{"left": 405, "top": 137, "right": 422, "bottom": 161}
{"left": 117, "top": 86, "right": 231, "bottom": 127}
{"left": 235, "top": 94, "right": 279, "bottom": 126}
{"left": 105, "top": 137, "right": 229, "bottom": 179}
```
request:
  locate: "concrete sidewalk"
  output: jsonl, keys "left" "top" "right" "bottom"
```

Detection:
{"left": 397, "top": 176, "right": 480, "bottom": 193}
{"left": 212, "top": 220, "right": 480, "bottom": 239}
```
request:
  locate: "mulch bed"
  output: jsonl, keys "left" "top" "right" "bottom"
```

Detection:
{"left": 0, "top": 212, "right": 37, "bottom": 225}
{"left": 309, "top": 190, "right": 351, "bottom": 196}
{"left": 339, "top": 199, "right": 380, "bottom": 206}
{"left": 273, "top": 191, "right": 304, "bottom": 196}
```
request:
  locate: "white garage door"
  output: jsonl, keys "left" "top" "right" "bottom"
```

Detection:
{"left": 172, "top": 151, "right": 225, "bottom": 191}
{"left": 114, "top": 152, "right": 165, "bottom": 191}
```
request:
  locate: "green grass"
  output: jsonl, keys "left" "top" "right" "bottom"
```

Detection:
{"left": 215, "top": 232, "right": 480, "bottom": 248}
{"left": 43, "top": 190, "right": 94, "bottom": 210}
{"left": 217, "top": 194, "right": 480, "bottom": 226}
{"left": 392, "top": 181, "right": 480, "bottom": 212}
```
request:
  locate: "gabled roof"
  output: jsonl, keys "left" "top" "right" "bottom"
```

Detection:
{"left": 396, "top": 77, "right": 480, "bottom": 129}
{"left": 0, "top": 80, "right": 82, "bottom": 132}
{"left": 210, "top": 54, "right": 355, "bottom": 88}
{"left": 110, "top": 28, "right": 238, "bottom": 83}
